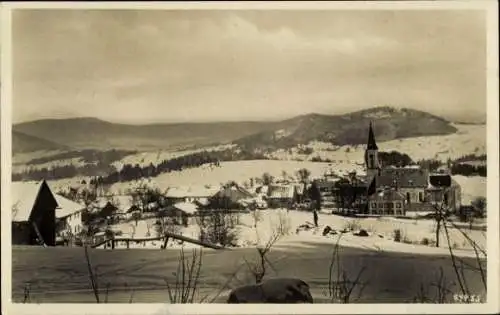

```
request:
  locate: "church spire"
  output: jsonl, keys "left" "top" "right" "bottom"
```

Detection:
{"left": 367, "top": 121, "right": 378, "bottom": 150}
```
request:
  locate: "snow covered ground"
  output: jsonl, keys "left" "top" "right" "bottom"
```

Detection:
{"left": 268, "top": 124, "right": 486, "bottom": 162}
{"left": 103, "top": 210, "right": 486, "bottom": 259}
{"left": 108, "top": 160, "right": 345, "bottom": 192}
{"left": 12, "top": 157, "right": 85, "bottom": 174}
{"left": 111, "top": 144, "right": 236, "bottom": 171}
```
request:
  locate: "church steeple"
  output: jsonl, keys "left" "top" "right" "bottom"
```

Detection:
{"left": 367, "top": 121, "right": 378, "bottom": 150}
{"left": 365, "top": 122, "right": 380, "bottom": 181}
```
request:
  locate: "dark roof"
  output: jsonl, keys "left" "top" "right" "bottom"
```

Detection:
{"left": 429, "top": 174, "right": 451, "bottom": 187}
{"left": 367, "top": 122, "right": 378, "bottom": 150}
{"left": 377, "top": 167, "right": 429, "bottom": 188}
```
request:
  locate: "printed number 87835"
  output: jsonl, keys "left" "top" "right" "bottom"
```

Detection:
{"left": 453, "top": 294, "right": 482, "bottom": 303}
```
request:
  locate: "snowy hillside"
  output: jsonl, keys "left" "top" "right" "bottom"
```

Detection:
{"left": 268, "top": 124, "right": 485, "bottom": 163}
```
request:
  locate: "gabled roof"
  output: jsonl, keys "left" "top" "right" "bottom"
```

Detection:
{"left": 11, "top": 181, "right": 43, "bottom": 222}
{"left": 112, "top": 195, "right": 135, "bottom": 211}
{"left": 428, "top": 174, "right": 451, "bottom": 187}
{"left": 268, "top": 184, "right": 295, "bottom": 199}
{"left": 377, "top": 167, "right": 429, "bottom": 188}
{"left": 11, "top": 180, "right": 78, "bottom": 222}
{"left": 215, "top": 184, "right": 254, "bottom": 199}
{"left": 165, "top": 186, "right": 220, "bottom": 198}
{"left": 170, "top": 202, "right": 199, "bottom": 215}
{"left": 54, "top": 194, "right": 85, "bottom": 219}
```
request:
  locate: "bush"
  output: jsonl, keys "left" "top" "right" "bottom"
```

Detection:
{"left": 344, "top": 220, "right": 362, "bottom": 232}
{"left": 297, "top": 147, "right": 314, "bottom": 155}
{"left": 197, "top": 210, "right": 239, "bottom": 247}
{"left": 420, "top": 237, "right": 430, "bottom": 246}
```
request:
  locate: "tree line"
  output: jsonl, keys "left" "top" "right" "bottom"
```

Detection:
{"left": 91, "top": 148, "right": 269, "bottom": 185}
{"left": 13, "top": 147, "right": 269, "bottom": 182}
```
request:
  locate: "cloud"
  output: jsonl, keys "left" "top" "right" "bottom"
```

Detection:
{"left": 11, "top": 9, "right": 487, "bottom": 124}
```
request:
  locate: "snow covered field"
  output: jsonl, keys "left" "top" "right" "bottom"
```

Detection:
{"left": 12, "top": 157, "right": 85, "bottom": 174}
{"left": 103, "top": 210, "right": 486, "bottom": 259}
{"left": 268, "top": 124, "right": 486, "bottom": 163}
{"left": 109, "top": 160, "right": 349, "bottom": 193}
{"left": 111, "top": 144, "right": 236, "bottom": 171}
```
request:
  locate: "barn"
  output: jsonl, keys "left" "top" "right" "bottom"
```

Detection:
{"left": 12, "top": 180, "right": 58, "bottom": 246}
{"left": 12, "top": 180, "right": 86, "bottom": 246}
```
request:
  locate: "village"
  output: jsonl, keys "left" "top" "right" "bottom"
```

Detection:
{"left": 11, "top": 123, "right": 485, "bottom": 254}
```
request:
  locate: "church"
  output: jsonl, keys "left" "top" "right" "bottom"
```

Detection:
{"left": 363, "top": 122, "right": 462, "bottom": 216}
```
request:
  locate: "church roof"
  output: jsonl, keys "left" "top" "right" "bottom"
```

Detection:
{"left": 367, "top": 122, "right": 378, "bottom": 150}
{"left": 377, "top": 167, "right": 429, "bottom": 188}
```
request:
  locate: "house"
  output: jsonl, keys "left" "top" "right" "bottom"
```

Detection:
{"left": 54, "top": 194, "right": 85, "bottom": 237}
{"left": 426, "top": 173, "right": 462, "bottom": 212}
{"left": 368, "top": 188, "right": 407, "bottom": 216}
{"left": 316, "top": 179, "right": 339, "bottom": 208}
{"left": 165, "top": 185, "right": 220, "bottom": 206}
{"left": 163, "top": 202, "right": 199, "bottom": 226}
{"left": 210, "top": 184, "right": 254, "bottom": 209}
{"left": 12, "top": 180, "right": 58, "bottom": 246}
{"left": 266, "top": 184, "right": 296, "bottom": 209}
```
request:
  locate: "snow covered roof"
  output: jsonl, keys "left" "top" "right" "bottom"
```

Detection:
{"left": 54, "top": 194, "right": 85, "bottom": 219}
{"left": 11, "top": 180, "right": 84, "bottom": 221}
{"left": 170, "top": 202, "right": 199, "bottom": 215}
{"left": 111, "top": 195, "right": 135, "bottom": 211}
{"left": 165, "top": 186, "right": 220, "bottom": 198}
{"left": 268, "top": 184, "right": 295, "bottom": 199}
{"left": 11, "top": 181, "right": 43, "bottom": 222}
{"left": 255, "top": 185, "right": 269, "bottom": 195}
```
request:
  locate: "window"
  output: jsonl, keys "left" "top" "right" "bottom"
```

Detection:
{"left": 371, "top": 202, "right": 377, "bottom": 209}
{"left": 396, "top": 202, "right": 402, "bottom": 208}
{"left": 406, "top": 192, "right": 411, "bottom": 203}
{"left": 419, "top": 192, "right": 424, "bottom": 202}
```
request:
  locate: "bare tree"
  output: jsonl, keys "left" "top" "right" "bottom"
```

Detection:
{"left": 430, "top": 188, "right": 449, "bottom": 248}
{"left": 326, "top": 234, "right": 369, "bottom": 303}
{"left": 261, "top": 172, "right": 275, "bottom": 186}
{"left": 244, "top": 211, "right": 289, "bottom": 284}
{"left": 471, "top": 196, "right": 486, "bottom": 218}
{"left": 164, "top": 247, "right": 203, "bottom": 303}
{"left": 295, "top": 168, "right": 311, "bottom": 183}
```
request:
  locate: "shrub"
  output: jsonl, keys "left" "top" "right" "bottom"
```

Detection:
{"left": 420, "top": 237, "right": 430, "bottom": 246}
{"left": 196, "top": 210, "right": 239, "bottom": 247}
{"left": 344, "top": 220, "right": 362, "bottom": 232}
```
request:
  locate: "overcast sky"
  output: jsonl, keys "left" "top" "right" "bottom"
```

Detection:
{"left": 12, "top": 9, "right": 486, "bottom": 124}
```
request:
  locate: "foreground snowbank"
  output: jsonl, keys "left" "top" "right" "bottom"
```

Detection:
{"left": 103, "top": 210, "right": 486, "bottom": 259}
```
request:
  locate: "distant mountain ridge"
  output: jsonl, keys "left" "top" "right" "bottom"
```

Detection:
{"left": 13, "top": 106, "right": 460, "bottom": 154}
{"left": 12, "top": 130, "right": 70, "bottom": 154}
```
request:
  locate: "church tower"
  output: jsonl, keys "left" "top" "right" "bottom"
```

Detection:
{"left": 365, "top": 121, "right": 380, "bottom": 182}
